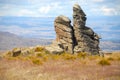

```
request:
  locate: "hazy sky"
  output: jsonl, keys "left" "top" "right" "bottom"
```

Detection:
{"left": 0, "top": 0, "right": 120, "bottom": 17}
{"left": 0, "top": 0, "right": 120, "bottom": 40}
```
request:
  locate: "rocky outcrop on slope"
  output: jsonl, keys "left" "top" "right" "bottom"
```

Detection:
{"left": 54, "top": 15, "right": 74, "bottom": 53}
{"left": 45, "top": 4, "right": 100, "bottom": 55}
{"left": 73, "top": 4, "right": 100, "bottom": 55}
{"left": 44, "top": 40, "right": 64, "bottom": 54}
{"left": 45, "top": 15, "right": 74, "bottom": 54}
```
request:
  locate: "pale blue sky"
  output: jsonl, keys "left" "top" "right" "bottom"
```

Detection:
{"left": 0, "top": 0, "right": 120, "bottom": 17}
{"left": 0, "top": 0, "right": 120, "bottom": 40}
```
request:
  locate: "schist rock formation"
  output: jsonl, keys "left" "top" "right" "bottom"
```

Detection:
{"left": 45, "top": 4, "right": 100, "bottom": 55}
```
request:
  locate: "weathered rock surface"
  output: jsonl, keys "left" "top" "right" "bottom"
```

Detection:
{"left": 73, "top": 3, "right": 100, "bottom": 54}
{"left": 21, "top": 47, "right": 34, "bottom": 56}
{"left": 12, "top": 48, "right": 21, "bottom": 57}
{"left": 45, "top": 40, "right": 64, "bottom": 54}
{"left": 54, "top": 15, "right": 74, "bottom": 53}
{"left": 45, "top": 4, "right": 100, "bottom": 55}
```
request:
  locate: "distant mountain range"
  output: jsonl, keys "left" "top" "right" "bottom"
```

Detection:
{"left": 100, "top": 40, "right": 120, "bottom": 51}
{"left": 0, "top": 31, "right": 52, "bottom": 51}
{"left": 0, "top": 31, "right": 120, "bottom": 51}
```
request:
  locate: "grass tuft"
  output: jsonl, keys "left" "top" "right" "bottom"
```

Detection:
{"left": 32, "top": 58, "right": 43, "bottom": 65}
{"left": 35, "top": 46, "right": 44, "bottom": 52}
{"left": 51, "top": 54, "right": 61, "bottom": 60}
{"left": 107, "top": 57, "right": 114, "bottom": 61}
{"left": 61, "top": 53, "right": 77, "bottom": 60}
{"left": 5, "top": 51, "right": 12, "bottom": 57}
{"left": 36, "top": 52, "right": 44, "bottom": 57}
{"left": 98, "top": 58, "right": 111, "bottom": 66}
{"left": 77, "top": 52, "right": 87, "bottom": 59}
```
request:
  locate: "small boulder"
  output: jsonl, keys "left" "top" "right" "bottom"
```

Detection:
{"left": 12, "top": 48, "right": 21, "bottom": 57}
{"left": 45, "top": 41, "right": 63, "bottom": 54}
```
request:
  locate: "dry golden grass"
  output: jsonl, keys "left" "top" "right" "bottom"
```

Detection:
{"left": 0, "top": 50, "right": 120, "bottom": 80}
{"left": 34, "top": 46, "right": 44, "bottom": 52}
{"left": 98, "top": 58, "right": 111, "bottom": 66}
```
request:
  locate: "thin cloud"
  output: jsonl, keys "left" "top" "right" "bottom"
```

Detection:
{"left": 38, "top": 2, "right": 62, "bottom": 14}
{"left": 17, "top": 9, "right": 36, "bottom": 16}
{"left": 92, "top": 0, "right": 104, "bottom": 2}
{"left": 38, "top": 6, "right": 51, "bottom": 14}
{"left": 0, "top": 0, "right": 120, "bottom": 17}
{"left": 101, "top": 6, "right": 117, "bottom": 16}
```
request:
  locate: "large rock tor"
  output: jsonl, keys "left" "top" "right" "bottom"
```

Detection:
{"left": 45, "top": 4, "right": 100, "bottom": 55}
{"left": 73, "top": 4, "right": 100, "bottom": 55}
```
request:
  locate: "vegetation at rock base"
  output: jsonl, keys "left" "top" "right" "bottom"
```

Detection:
{"left": 0, "top": 47, "right": 120, "bottom": 80}
{"left": 107, "top": 57, "right": 114, "bottom": 61}
{"left": 77, "top": 52, "right": 87, "bottom": 59}
{"left": 3, "top": 46, "right": 120, "bottom": 66}
{"left": 34, "top": 46, "right": 44, "bottom": 52}
{"left": 98, "top": 58, "right": 111, "bottom": 66}
{"left": 32, "top": 58, "right": 43, "bottom": 65}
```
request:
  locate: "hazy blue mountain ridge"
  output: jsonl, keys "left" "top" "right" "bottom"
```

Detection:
{"left": 0, "top": 31, "right": 120, "bottom": 51}
{"left": 0, "top": 31, "right": 52, "bottom": 50}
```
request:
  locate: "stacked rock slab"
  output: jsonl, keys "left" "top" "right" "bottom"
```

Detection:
{"left": 73, "top": 4, "right": 100, "bottom": 55}
{"left": 54, "top": 15, "right": 74, "bottom": 53}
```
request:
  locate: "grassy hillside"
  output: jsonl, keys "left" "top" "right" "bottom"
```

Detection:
{"left": 0, "top": 46, "right": 120, "bottom": 80}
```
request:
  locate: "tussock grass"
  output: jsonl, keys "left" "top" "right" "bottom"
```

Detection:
{"left": 27, "top": 56, "right": 43, "bottom": 65}
{"left": 51, "top": 54, "right": 61, "bottom": 60}
{"left": 3, "top": 46, "right": 120, "bottom": 67}
{"left": 32, "top": 58, "right": 43, "bottom": 65}
{"left": 77, "top": 52, "right": 87, "bottom": 59}
{"left": 61, "top": 53, "right": 77, "bottom": 60}
{"left": 98, "top": 58, "right": 111, "bottom": 66}
{"left": 36, "top": 52, "right": 44, "bottom": 57}
{"left": 5, "top": 51, "right": 12, "bottom": 57}
{"left": 42, "top": 56, "right": 48, "bottom": 61}
{"left": 34, "top": 46, "right": 44, "bottom": 52}
{"left": 107, "top": 57, "right": 114, "bottom": 61}
{"left": 1, "top": 49, "right": 120, "bottom": 80}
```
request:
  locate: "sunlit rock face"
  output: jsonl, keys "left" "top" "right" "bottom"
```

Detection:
{"left": 46, "top": 4, "right": 100, "bottom": 55}
{"left": 73, "top": 4, "right": 100, "bottom": 55}
{"left": 54, "top": 15, "right": 74, "bottom": 53}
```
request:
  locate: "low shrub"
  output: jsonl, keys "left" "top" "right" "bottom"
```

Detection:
{"left": 98, "top": 58, "right": 111, "bottom": 66}
{"left": 35, "top": 46, "right": 44, "bottom": 52}
{"left": 61, "top": 53, "right": 77, "bottom": 60}
{"left": 77, "top": 52, "right": 87, "bottom": 59}
{"left": 51, "top": 54, "right": 61, "bottom": 60}
{"left": 107, "top": 57, "right": 114, "bottom": 61}
{"left": 44, "top": 50, "right": 50, "bottom": 54}
{"left": 36, "top": 52, "right": 44, "bottom": 57}
{"left": 32, "top": 58, "right": 43, "bottom": 65}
